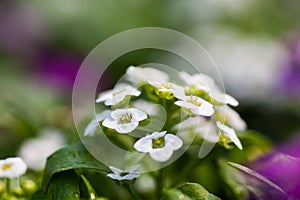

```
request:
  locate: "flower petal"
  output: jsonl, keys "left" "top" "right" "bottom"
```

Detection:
{"left": 165, "top": 134, "right": 183, "bottom": 150}
{"left": 130, "top": 108, "right": 147, "bottom": 121}
{"left": 134, "top": 136, "right": 153, "bottom": 153}
{"left": 115, "top": 121, "right": 139, "bottom": 133}
{"left": 102, "top": 118, "right": 117, "bottom": 129}
{"left": 149, "top": 148, "right": 173, "bottom": 162}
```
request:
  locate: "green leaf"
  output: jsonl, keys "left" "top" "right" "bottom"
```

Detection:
{"left": 177, "top": 183, "right": 220, "bottom": 200}
{"left": 42, "top": 142, "right": 107, "bottom": 191}
{"left": 161, "top": 183, "right": 220, "bottom": 200}
{"left": 31, "top": 190, "right": 51, "bottom": 200}
{"left": 161, "top": 189, "right": 192, "bottom": 200}
{"left": 50, "top": 170, "right": 80, "bottom": 200}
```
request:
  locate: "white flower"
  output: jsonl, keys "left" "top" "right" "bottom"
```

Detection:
{"left": 102, "top": 108, "right": 147, "bottom": 134}
{"left": 149, "top": 81, "right": 185, "bottom": 99}
{"left": 208, "top": 91, "right": 239, "bottom": 106}
{"left": 18, "top": 129, "right": 65, "bottom": 170}
{"left": 175, "top": 95, "right": 215, "bottom": 116}
{"left": 215, "top": 105, "right": 246, "bottom": 131}
{"left": 126, "top": 66, "right": 169, "bottom": 85}
{"left": 107, "top": 165, "right": 140, "bottom": 181}
{"left": 84, "top": 110, "right": 111, "bottom": 136}
{"left": 216, "top": 121, "right": 243, "bottom": 150}
{"left": 179, "top": 71, "right": 216, "bottom": 92}
{"left": 179, "top": 72, "right": 239, "bottom": 106}
{"left": 0, "top": 157, "right": 27, "bottom": 178}
{"left": 134, "top": 131, "right": 183, "bottom": 162}
{"left": 96, "top": 84, "right": 140, "bottom": 106}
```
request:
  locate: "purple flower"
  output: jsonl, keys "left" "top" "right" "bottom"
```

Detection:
{"left": 250, "top": 135, "right": 300, "bottom": 199}
{"left": 35, "top": 51, "right": 83, "bottom": 90}
{"left": 276, "top": 39, "right": 300, "bottom": 97}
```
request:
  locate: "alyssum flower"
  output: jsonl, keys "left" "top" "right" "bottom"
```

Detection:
{"left": 179, "top": 71, "right": 239, "bottom": 106}
{"left": 149, "top": 81, "right": 185, "bottom": 100}
{"left": 102, "top": 108, "right": 147, "bottom": 134}
{"left": 0, "top": 157, "right": 27, "bottom": 178}
{"left": 107, "top": 165, "right": 140, "bottom": 181}
{"left": 96, "top": 83, "right": 141, "bottom": 106}
{"left": 216, "top": 121, "right": 243, "bottom": 150}
{"left": 134, "top": 131, "right": 183, "bottom": 162}
{"left": 175, "top": 95, "right": 215, "bottom": 116}
{"left": 126, "top": 66, "right": 169, "bottom": 85}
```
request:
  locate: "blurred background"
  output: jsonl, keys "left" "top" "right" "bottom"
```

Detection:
{"left": 1, "top": 0, "right": 300, "bottom": 197}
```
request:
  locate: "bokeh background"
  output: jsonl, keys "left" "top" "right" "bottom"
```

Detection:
{"left": 1, "top": 0, "right": 300, "bottom": 198}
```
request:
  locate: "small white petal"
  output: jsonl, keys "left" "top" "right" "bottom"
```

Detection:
{"left": 109, "top": 166, "right": 123, "bottom": 174}
{"left": 123, "top": 172, "right": 140, "bottom": 180}
{"left": 149, "top": 149, "right": 173, "bottom": 162}
{"left": 129, "top": 108, "right": 147, "bottom": 121}
{"left": 115, "top": 121, "right": 139, "bottom": 134}
{"left": 192, "top": 103, "right": 215, "bottom": 116}
{"left": 215, "top": 105, "right": 246, "bottom": 131}
{"left": 216, "top": 121, "right": 243, "bottom": 150}
{"left": 102, "top": 118, "right": 118, "bottom": 129}
{"left": 96, "top": 84, "right": 140, "bottom": 106}
{"left": 126, "top": 66, "right": 169, "bottom": 85}
{"left": 165, "top": 134, "right": 183, "bottom": 150}
{"left": 134, "top": 137, "right": 153, "bottom": 153}
{"left": 96, "top": 90, "right": 114, "bottom": 103}
{"left": 84, "top": 110, "right": 111, "bottom": 136}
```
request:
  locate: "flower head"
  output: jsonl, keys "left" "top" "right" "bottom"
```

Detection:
{"left": 96, "top": 84, "right": 140, "bottom": 106}
{"left": 179, "top": 71, "right": 216, "bottom": 92}
{"left": 175, "top": 95, "right": 215, "bottom": 117}
{"left": 107, "top": 165, "right": 140, "bottom": 181}
{"left": 126, "top": 66, "right": 169, "bottom": 85}
{"left": 216, "top": 121, "right": 242, "bottom": 150}
{"left": 134, "top": 131, "right": 183, "bottom": 162}
{"left": 179, "top": 71, "right": 239, "bottom": 106}
{"left": 102, "top": 108, "right": 147, "bottom": 134}
{"left": 18, "top": 129, "right": 65, "bottom": 170}
{"left": 0, "top": 157, "right": 27, "bottom": 178}
{"left": 149, "top": 81, "right": 185, "bottom": 100}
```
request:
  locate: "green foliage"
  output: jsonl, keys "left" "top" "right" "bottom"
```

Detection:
{"left": 161, "top": 183, "right": 220, "bottom": 200}
{"left": 32, "top": 143, "right": 107, "bottom": 199}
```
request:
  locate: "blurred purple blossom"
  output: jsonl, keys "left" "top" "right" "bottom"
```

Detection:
{"left": 35, "top": 51, "right": 83, "bottom": 90}
{"left": 277, "top": 39, "right": 300, "bottom": 97}
{"left": 250, "top": 134, "right": 300, "bottom": 199}
{"left": 0, "top": 2, "right": 45, "bottom": 57}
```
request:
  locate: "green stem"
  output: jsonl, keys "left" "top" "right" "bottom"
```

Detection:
{"left": 5, "top": 178, "right": 10, "bottom": 194}
{"left": 156, "top": 169, "right": 164, "bottom": 199}
{"left": 125, "top": 184, "right": 141, "bottom": 200}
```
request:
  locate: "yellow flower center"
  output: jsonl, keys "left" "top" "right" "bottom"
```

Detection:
{"left": 118, "top": 113, "right": 133, "bottom": 124}
{"left": 1, "top": 163, "right": 12, "bottom": 171}
{"left": 187, "top": 96, "right": 202, "bottom": 107}
{"left": 152, "top": 137, "right": 165, "bottom": 148}
{"left": 219, "top": 133, "right": 233, "bottom": 149}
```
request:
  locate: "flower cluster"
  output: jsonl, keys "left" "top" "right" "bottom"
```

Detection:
{"left": 86, "top": 66, "right": 246, "bottom": 181}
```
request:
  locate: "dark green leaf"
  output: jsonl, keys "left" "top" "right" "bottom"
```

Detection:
{"left": 51, "top": 170, "right": 80, "bottom": 200}
{"left": 161, "top": 183, "right": 220, "bottom": 200}
{"left": 42, "top": 142, "right": 107, "bottom": 191}
{"left": 161, "top": 189, "right": 192, "bottom": 200}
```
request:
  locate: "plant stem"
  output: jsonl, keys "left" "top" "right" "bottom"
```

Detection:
{"left": 5, "top": 178, "right": 10, "bottom": 194}
{"left": 156, "top": 168, "right": 164, "bottom": 199}
{"left": 125, "top": 184, "right": 141, "bottom": 200}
